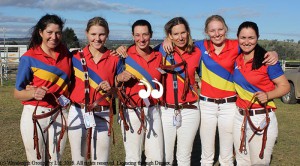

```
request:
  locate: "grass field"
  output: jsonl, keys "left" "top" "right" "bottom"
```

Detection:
{"left": 0, "top": 86, "right": 299, "bottom": 165}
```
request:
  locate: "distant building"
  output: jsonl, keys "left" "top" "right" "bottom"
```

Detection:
{"left": 0, "top": 45, "right": 27, "bottom": 63}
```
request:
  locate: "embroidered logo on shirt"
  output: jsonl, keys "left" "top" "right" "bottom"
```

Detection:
{"left": 235, "top": 66, "right": 241, "bottom": 70}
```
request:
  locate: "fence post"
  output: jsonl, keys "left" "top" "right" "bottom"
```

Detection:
{"left": 0, "top": 61, "right": 2, "bottom": 86}
{"left": 282, "top": 60, "right": 286, "bottom": 71}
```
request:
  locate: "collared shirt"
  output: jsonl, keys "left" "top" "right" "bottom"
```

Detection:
{"left": 233, "top": 54, "right": 284, "bottom": 109}
{"left": 195, "top": 39, "right": 240, "bottom": 98}
{"left": 15, "top": 44, "right": 72, "bottom": 108}
{"left": 121, "top": 45, "right": 162, "bottom": 107}
{"left": 161, "top": 46, "right": 201, "bottom": 104}
{"left": 70, "top": 45, "right": 121, "bottom": 106}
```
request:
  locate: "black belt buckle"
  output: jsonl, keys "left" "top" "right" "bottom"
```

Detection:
{"left": 214, "top": 98, "right": 225, "bottom": 104}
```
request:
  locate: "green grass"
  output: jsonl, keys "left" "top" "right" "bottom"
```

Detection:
{"left": 0, "top": 86, "right": 299, "bottom": 165}
{"left": 0, "top": 86, "right": 125, "bottom": 165}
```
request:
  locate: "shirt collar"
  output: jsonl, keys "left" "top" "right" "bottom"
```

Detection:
{"left": 206, "top": 39, "right": 235, "bottom": 54}
{"left": 33, "top": 44, "right": 63, "bottom": 61}
{"left": 83, "top": 45, "right": 110, "bottom": 61}
{"left": 128, "top": 45, "right": 158, "bottom": 62}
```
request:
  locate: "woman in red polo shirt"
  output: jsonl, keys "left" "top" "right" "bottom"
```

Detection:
{"left": 115, "top": 19, "right": 164, "bottom": 164}
{"left": 233, "top": 21, "right": 289, "bottom": 165}
{"left": 68, "top": 17, "right": 121, "bottom": 164}
{"left": 14, "top": 14, "right": 72, "bottom": 164}
{"left": 157, "top": 17, "right": 202, "bottom": 166}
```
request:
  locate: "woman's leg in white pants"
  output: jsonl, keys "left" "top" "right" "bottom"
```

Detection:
{"left": 247, "top": 112, "right": 278, "bottom": 165}
{"left": 68, "top": 105, "right": 111, "bottom": 165}
{"left": 68, "top": 105, "right": 87, "bottom": 165}
{"left": 21, "top": 105, "right": 68, "bottom": 165}
{"left": 91, "top": 109, "right": 111, "bottom": 164}
{"left": 161, "top": 107, "right": 177, "bottom": 165}
{"left": 144, "top": 106, "right": 164, "bottom": 163}
{"left": 217, "top": 103, "right": 236, "bottom": 166}
{"left": 233, "top": 109, "right": 251, "bottom": 166}
{"left": 234, "top": 110, "right": 278, "bottom": 166}
{"left": 176, "top": 106, "right": 200, "bottom": 166}
{"left": 120, "top": 108, "right": 144, "bottom": 163}
{"left": 199, "top": 101, "right": 218, "bottom": 166}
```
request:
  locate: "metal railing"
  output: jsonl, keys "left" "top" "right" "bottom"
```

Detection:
{"left": 280, "top": 60, "right": 300, "bottom": 71}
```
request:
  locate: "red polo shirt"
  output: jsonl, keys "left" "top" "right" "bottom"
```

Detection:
{"left": 15, "top": 44, "right": 72, "bottom": 108}
{"left": 163, "top": 46, "right": 201, "bottom": 104}
{"left": 233, "top": 54, "right": 284, "bottom": 109}
{"left": 122, "top": 45, "right": 162, "bottom": 107}
{"left": 195, "top": 39, "right": 239, "bottom": 98}
{"left": 70, "top": 46, "right": 120, "bottom": 106}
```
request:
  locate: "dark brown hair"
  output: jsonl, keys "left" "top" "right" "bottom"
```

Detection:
{"left": 29, "top": 14, "right": 64, "bottom": 49}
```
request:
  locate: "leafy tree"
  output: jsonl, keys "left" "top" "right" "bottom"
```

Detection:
{"left": 62, "top": 27, "right": 80, "bottom": 49}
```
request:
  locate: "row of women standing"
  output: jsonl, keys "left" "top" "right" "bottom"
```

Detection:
{"left": 14, "top": 13, "right": 289, "bottom": 166}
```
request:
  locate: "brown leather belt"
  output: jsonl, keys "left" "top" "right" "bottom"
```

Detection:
{"left": 165, "top": 101, "right": 198, "bottom": 110}
{"left": 239, "top": 108, "right": 273, "bottom": 116}
{"left": 73, "top": 103, "right": 108, "bottom": 112}
{"left": 200, "top": 96, "right": 237, "bottom": 104}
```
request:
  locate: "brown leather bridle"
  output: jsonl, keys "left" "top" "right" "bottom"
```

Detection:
{"left": 32, "top": 93, "right": 67, "bottom": 160}
{"left": 239, "top": 95, "right": 271, "bottom": 159}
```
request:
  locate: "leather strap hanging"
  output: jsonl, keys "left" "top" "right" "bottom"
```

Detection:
{"left": 117, "top": 57, "right": 146, "bottom": 134}
{"left": 32, "top": 93, "right": 67, "bottom": 160}
{"left": 79, "top": 52, "right": 122, "bottom": 159}
{"left": 169, "top": 54, "right": 180, "bottom": 110}
{"left": 78, "top": 52, "right": 93, "bottom": 160}
{"left": 117, "top": 88, "right": 146, "bottom": 135}
{"left": 117, "top": 57, "right": 130, "bottom": 131}
{"left": 239, "top": 95, "right": 271, "bottom": 159}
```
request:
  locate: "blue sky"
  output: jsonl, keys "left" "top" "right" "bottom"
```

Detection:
{"left": 0, "top": 0, "right": 299, "bottom": 42}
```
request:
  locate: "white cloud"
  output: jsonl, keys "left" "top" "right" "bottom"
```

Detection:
{"left": 0, "top": 0, "right": 37, "bottom": 7}
{"left": 0, "top": 15, "right": 35, "bottom": 24}
{"left": 0, "top": 25, "right": 32, "bottom": 38}
{"left": 0, "top": 0, "right": 152, "bottom": 15}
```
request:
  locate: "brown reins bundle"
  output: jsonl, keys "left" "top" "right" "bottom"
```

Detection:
{"left": 78, "top": 51, "right": 118, "bottom": 160}
{"left": 32, "top": 93, "right": 67, "bottom": 160}
{"left": 239, "top": 95, "right": 271, "bottom": 159}
{"left": 117, "top": 57, "right": 147, "bottom": 135}
{"left": 85, "top": 87, "right": 119, "bottom": 160}
{"left": 85, "top": 86, "right": 147, "bottom": 159}
{"left": 117, "top": 79, "right": 148, "bottom": 135}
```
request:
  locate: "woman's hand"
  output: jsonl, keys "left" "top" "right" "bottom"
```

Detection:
{"left": 109, "top": 50, "right": 119, "bottom": 57}
{"left": 116, "top": 71, "right": 135, "bottom": 83}
{"left": 33, "top": 86, "right": 48, "bottom": 100}
{"left": 254, "top": 91, "right": 269, "bottom": 104}
{"left": 263, "top": 51, "right": 278, "bottom": 65}
{"left": 162, "top": 37, "right": 173, "bottom": 54}
{"left": 26, "top": 84, "right": 36, "bottom": 91}
{"left": 116, "top": 46, "right": 128, "bottom": 58}
{"left": 96, "top": 81, "right": 111, "bottom": 92}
